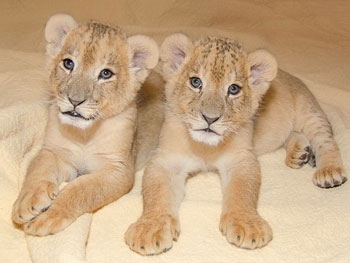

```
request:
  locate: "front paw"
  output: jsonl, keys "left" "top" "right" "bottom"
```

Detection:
{"left": 313, "top": 166, "right": 347, "bottom": 188}
{"left": 12, "top": 181, "right": 59, "bottom": 224}
{"left": 220, "top": 212, "right": 272, "bottom": 249}
{"left": 125, "top": 215, "right": 180, "bottom": 256}
{"left": 23, "top": 206, "right": 74, "bottom": 236}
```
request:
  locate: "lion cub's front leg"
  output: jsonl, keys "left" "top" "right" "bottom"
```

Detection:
{"left": 125, "top": 161, "right": 184, "bottom": 256}
{"left": 218, "top": 152, "right": 272, "bottom": 249}
{"left": 12, "top": 149, "right": 67, "bottom": 225}
{"left": 23, "top": 163, "right": 133, "bottom": 236}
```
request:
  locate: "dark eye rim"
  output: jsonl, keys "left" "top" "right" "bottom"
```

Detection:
{"left": 189, "top": 77, "right": 203, "bottom": 90}
{"left": 99, "top": 69, "right": 114, "bottom": 80}
{"left": 62, "top": 58, "right": 74, "bottom": 71}
{"left": 228, "top": 84, "right": 241, "bottom": 96}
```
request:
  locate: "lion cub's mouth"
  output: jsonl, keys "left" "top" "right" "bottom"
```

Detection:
{"left": 62, "top": 110, "right": 94, "bottom": 121}
{"left": 196, "top": 128, "right": 220, "bottom": 135}
{"left": 189, "top": 127, "right": 223, "bottom": 146}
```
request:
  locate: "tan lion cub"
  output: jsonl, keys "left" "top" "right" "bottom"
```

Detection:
{"left": 125, "top": 34, "right": 346, "bottom": 255}
{"left": 11, "top": 14, "right": 159, "bottom": 236}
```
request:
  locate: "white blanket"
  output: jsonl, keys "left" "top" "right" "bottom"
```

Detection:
{"left": 0, "top": 1, "right": 349, "bottom": 262}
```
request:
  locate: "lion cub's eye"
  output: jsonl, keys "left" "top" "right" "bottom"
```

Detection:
{"left": 99, "top": 69, "right": 114, "bottom": 80}
{"left": 63, "top": 58, "right": 74, "bottom": 71}
{"left": 189, "top": 77, "right": 203, "bottom": 90}
{"left": 228, "top": 84, "right": 241, "bottom": 96}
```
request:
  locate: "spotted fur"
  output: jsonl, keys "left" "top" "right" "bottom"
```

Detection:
{"left": 125, "top": 33, "right": 346, "bottom": 256}
{"left": 12, "top": 14, "right": 159, "bottom": 236}
{"left": 125, "top": 34, "right": 276, "bottom": 255}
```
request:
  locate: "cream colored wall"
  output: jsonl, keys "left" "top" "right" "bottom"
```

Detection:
{"left": 0, "top": 0, "right": 349, "bottom": 91}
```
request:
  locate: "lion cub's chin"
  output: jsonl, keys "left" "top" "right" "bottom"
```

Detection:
{"left": 59, "top": 113, "right": 94, "bottom": 130}
{"left": 189, "top": 129, "right": 223, "bottom": 146}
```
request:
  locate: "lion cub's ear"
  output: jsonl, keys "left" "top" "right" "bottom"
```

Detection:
{"left": 247, "top": 49, "right": 278, "bottom": 90}
{"left": 45, "top": 14, "right": 78, "bottom": 57}
{"left": 160, "top": 33, "right": 193, "bottom": 78}
{"left": 127, "top": 35, "right": 159, "bottom": 83}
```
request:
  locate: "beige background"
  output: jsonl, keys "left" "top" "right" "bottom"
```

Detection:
{"left": 0, "top": 1, "right": 349, "bottom": 262}
{"left": 1, "top": 0, "right": 349, "bottom": 91}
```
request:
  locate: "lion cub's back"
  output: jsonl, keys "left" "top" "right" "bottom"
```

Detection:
{"left": 253, "top": 69, "right": 311, "bottom": 155}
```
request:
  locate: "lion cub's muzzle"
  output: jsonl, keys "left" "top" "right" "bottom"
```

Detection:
{"left": 61, "top": 98, "right": 93, "bottom": 120}
{"left": 60, "top": 97, "right": 95, "bottom": 123}
{"left": 196, "top": 113, "right": 221, "bottom": 135}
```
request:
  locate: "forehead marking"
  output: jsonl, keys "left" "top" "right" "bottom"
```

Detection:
{"left": 198, "top": 38, "right": 243, "bottom": 82}
{"left": 68, "top": 22, "right": 124, "bottom": 69}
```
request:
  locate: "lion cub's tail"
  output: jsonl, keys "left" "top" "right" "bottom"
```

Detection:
{"left": 135, "top": 71, "right": 165, "bottom": 171}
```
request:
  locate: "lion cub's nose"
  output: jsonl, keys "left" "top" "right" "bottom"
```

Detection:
{"left": 68, "top": 98, "right": 86, "bottom": 107}
{"left": 201, "top": 113, "right": 220, "bottom": 125}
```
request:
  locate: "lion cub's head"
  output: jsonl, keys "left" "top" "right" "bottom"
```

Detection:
{"left": 45, "top": 14, "right": 159, "bottom": 129}
{"left": 160, "top": 34, "right": 278, "bottom": 146}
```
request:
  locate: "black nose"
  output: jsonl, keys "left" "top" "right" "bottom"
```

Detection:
{"left": 68, "top": 98, "right": 86, "bottom": 107}
{"left": 202, "top": 113, "right": 220, "bottom": 125}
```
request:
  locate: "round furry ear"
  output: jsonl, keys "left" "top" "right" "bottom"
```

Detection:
{"left": 127, "top": 35, "right": 159, "bottom": 83}
{"left": 160, "top": 33, "right": 193, "bottom": 78}
{"left": 247, "top": 49, "right": 278, "bottom": 87}
{"left": 45, "top": 14, "right": 78, "bottom": 57}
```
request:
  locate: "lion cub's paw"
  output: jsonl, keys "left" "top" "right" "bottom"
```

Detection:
{"left": 285, "top": 146, "right": 312, "bottom": 169}
{"left": 12, "top": 181, "right": 59, "bottom": 224}
{"left": 285, "top": 132, "right": 313, "bottom": 169}
{"left": 220, "top": 212, "right": 272, "bottom": 249}
{"left": 125, "top": 215, "right": 180, "bottom": 256}
{"left": 23, "top": 205, "right": 73, "bottom": 236}
{"left": 313, "top": 166, "right": 347, "bottom": 188}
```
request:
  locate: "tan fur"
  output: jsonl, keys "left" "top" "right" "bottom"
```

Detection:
{"left": 134, "top": 71, "right": 165, "bottom": 170}
{"left": 254, "top": 69, "right": 346, "bottom": 187}
{"left": 11, "top": 14, "right": 159, "bottom": 236}
{"left": 125, "top": 34, "right": 346, "bottom": 255}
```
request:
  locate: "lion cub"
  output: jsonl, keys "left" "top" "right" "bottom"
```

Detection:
{"left": 125, "top": 34, "right": 346, "bottom": 255}
{"left": 11, "top": 14, "right": 159, "bottom": 236}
